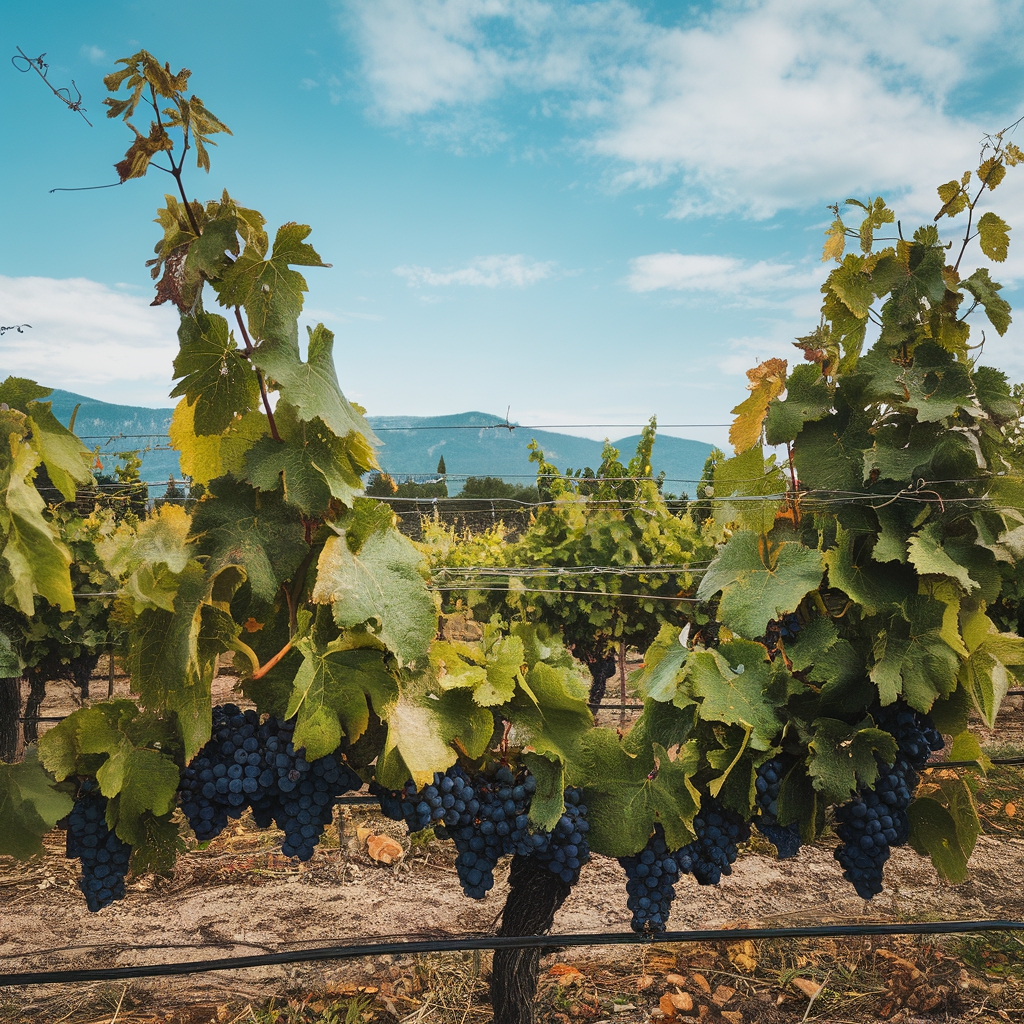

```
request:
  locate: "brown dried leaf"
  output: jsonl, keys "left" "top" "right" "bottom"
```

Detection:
{"left": 1006, "top": 801, "right": 1016, "bottom": 817}
{"left": 669, "top": 991, "right": 694, "bottom": 1012}
{"left": 548, "top": 963, "right": 585, "bottom": 987}
{"left": 720, "top": 1012, "right": 743, "bottom": 1024}
{"left": 691, "top": 973, "right": 712, "bottom": 994}
{"left": 712, "top": 984, "right": 735, "bottom": 1006}
{"left": 791, "top": 977, "right": 822, "bottom": 999}
{"left": 366, "top": 834, "right": 404, "bottom": 864}
{"left": 665, "top": 973, "right": 688, "bottom": 986}
{"left": 659, "top": 993, "right": 679, "bottom": 1018}
{"left": 727, "top": 938, "right": 757, "bottom": 973}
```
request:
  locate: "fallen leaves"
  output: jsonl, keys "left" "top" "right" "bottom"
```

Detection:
{"left": 365, "top": 833, "right": 404, "bottom": 864}
{"left": 791, "top": 977, "right": 823, "bottom": 999}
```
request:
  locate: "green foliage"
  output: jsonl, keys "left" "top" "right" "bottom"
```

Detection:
{"left": 682, "top": 133, "right": 1024, "bottom": 879}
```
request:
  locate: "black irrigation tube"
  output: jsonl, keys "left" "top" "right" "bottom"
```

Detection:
{"left": 3, "top": 919, "right": 1022, "bottom": 987}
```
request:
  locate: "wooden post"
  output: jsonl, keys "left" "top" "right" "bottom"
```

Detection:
{"left": 618, "top": 640, "right": 628, "bottom": 729}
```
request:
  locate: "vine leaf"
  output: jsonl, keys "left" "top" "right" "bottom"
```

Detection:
{"left": 1, "top": 439, "right": 74, "bottom": 615}
{"left": 0, "top": 749, "right": 73, "bottom": 859}
{"left": 190, "top": 478, "right": 307, "bottom": 603}
{"left": 961, "top": 268, "right": 1011, "bottom": 335}
{"left": 286, "top": 638, "right": 397, "bottom": 760}
{"left": 729, "top": 358, "right": 787, "bottom": 453}
{"left": 170, "top": 311, "right": 260, "bottom": 435}
{"left": 170, "top": 400, "right": 267, "bottom": 487}
{"left": 764, "top": 364, "right": 832, "bottom": 446}
{"left": 215, "top": 222, "right": 329, "bottom": 343}
{"left": 256, "top": 325, "right": 380, "bottom": 455}
{"left": 958, "top": 607, "right": 1024, "bottom": 727}
{"left": 907, "top": 522, "right": 979, "bottom": 592}
{"left": 807, "top": 718, "right": 896, "bottom": 804}
{"left": 505, "top": 660, "right": 593, "bottom": 766}
{"left": 868, "top": 598, "right": 961, "bottom": 710}
{"left": 678, "top": 640, "right": 782, "bottom": 750}
{"left": 823, "top": 526, "right": 915, "bottom": 615}
{"left": 245, "top": 401, "right": 368, "bottom": 515}
{"left": 98, "top": 504, "right": 195, "bottom": 613}
{"left": 907, "top": 783, "right": 979, "bottom": 883}
{"left": 580, "top": 732, "right": 700, "bottom": 857}
{"left": 696, "top": 531, "right": 823, "bottom": 639}
{"left": 313, "top": 514, "right": 437, "bottom": 666}
{"left": 521, "top": 752, "right": 564, "bottom": 832}
{"left": 376, "top": 685, "right": 493, "bottom": 789}
{"left": 711, "top": 446, "right": 786, "bottom": 535}
{"left": 976, "top": 212, "right": 1010, "bottom": 262}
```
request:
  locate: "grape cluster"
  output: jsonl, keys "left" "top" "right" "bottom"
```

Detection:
{"left": 753, "top": 756, "right": 802, "bottom": 859}
{"left": 528, "top": 788, "right": 590, "bottom": 885}
{"left": 65, "top": 782, "right": 133, "bottom": 912}
{"left": 178, "top": 704, "right": 362, "bottom": 861}
{"left": 618, "top": 825, "right": 681, "bottom": 933}
{"left": 833, "top": 701, "right": 943, "bottom": 899}
{"left": 677, "top": 795, "right": 750, "bottom": 885}
{"left": 376, "top": 764, "right": 591, "bottom": 898}
{"left": 761, "top": 612, "right": 801, "bottom": 659}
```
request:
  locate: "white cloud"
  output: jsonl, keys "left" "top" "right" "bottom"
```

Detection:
{"left": 0, "top": 277, "right": 178, "bottom": 407}
{"left": 80, "top": 45, "right": 107, "bottom": 64}
{"left": 394, "top": 254, "right": 557, "bottom": 286}
{"left": 342, "top": 0, "right": 1024, "bottom": 218}
{"left": 626, "top": 253, "right": 819, "bottom": 294}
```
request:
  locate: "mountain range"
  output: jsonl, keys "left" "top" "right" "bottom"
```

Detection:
{"left": 45, "top": 391, "right": 715, "bottom": 497}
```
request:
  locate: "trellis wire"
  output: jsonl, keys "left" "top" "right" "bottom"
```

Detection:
{"left": 2, "top": 919, "right": 1022, "bottom": 986}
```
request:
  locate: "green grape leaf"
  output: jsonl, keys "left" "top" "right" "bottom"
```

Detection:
{"left": 961, "top": 268, "right": 1011, "bottom": 335}
{"left": 505, "top": 660, "right": 594, "bottom": 767}
{"left": 898, "top": 345, "right": 975, "bottom": 423}
{"left": 312, "top": 518, "right": 436, "bottom": 666}
{"left": 255, "top": 324, "right": 381, "bottom": 455}
{"left": 170, "top": 312, "right": 260, "bottom": 435}
{"left": 829, "top": 253, "right": 875, "bottom": 318}
{"left": 807, "top": 718, "right": 897, "bottom": 803}
{"left": 823, "top": 527, "right": 915, "bottom": 615}
{"left": 521, "top": 752, "right": 565, "bottom": 832}
{"left": 696, "top": 531, "right": 824, "bottom": 639}
{"left": 958, "top": 607, "right": 1024, "bottom": 727}
{"left": 1, "top": 440, "right": 74, "bottom": 614}
{"left": 977, "top": 212, "right": 1010, "bottom": 262}
{"left": 972, "top": 366, "right": 1018, "bottom": 422}
{"left": 0, "top": 626, "right": 20, "bottom": 676}
{"left": 908, "top": 522, "right": 979, "bottom": 592}
{"left": 123, "top": 562, "right": 214, "bottom": 761}
{"left": 215, "top": 221, "right": 329, "bottom": 343}
{"left": 579, "top": 729, "right": 700, "bottom": 856}
{"left": 97, "top": 745, "right": 181, "bottom": 847}
{"left": 0, "top": 749, "right": 74, "bottom": 860}
{"left": 245, "top": 402, "right": 367, "bottom": 515}
{"left": 711, "top": 445, "right": 786, "bottom": 535}
{"left": 633, "top": 624, "right": 689, "bottom": 703}
{"left": 98, "top": 504, "right": 195, "bottom": 613}
{"left": 791, "top": 411, "right": 870, "bottom": 492}
{"left": 907, "top": 785, "right": 978, "bottom": 883}
{"left": 868, "top": 598, "right": 961, "bottom": 710}
{"left": 286, "top": 639, "right": 397, "bottom": 760}
{"left": 0, "top": 377, "right": 52, "bottom": 409}
{"left": 764, "top": 364, "right": 832, "bottom": 446}
{"left": 376, "top": 686, "right": 493, "bottom": 789}
{"left": 25, "top": 403, "right": 93, "bottom": 500}
{"left": 190, "top": 477, "right": 308, "bottom": 603}
{"left": 474, "top": 634, "right": 525, "bottom": 707}
{"left": 679, "top": 640, "right": 782, "bottom": 750}
{"left": 786, "top": 615, "right": 839, "bottom": 673}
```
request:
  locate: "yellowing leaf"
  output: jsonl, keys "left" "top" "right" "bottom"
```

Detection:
{"left": 728, "top": 358, "right": 787, "bottom": 454}
{"left": 977, "top": 212, "right": 1010, "bottom": 262}
{"left": 822, "top": 217, "right": 846, "bottom": 262}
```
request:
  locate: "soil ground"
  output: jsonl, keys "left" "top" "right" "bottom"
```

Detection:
{"left": 2, "top": 660, "right": 1024, "bottom": 1024}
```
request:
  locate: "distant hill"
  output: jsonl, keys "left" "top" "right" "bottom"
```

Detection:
{"left": 45, "top": 391, "right": 714, "bottom": 497}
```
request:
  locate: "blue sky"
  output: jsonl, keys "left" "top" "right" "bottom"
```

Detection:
{"left": 3, "top": 0, "right": 1024, "bottom": 451}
